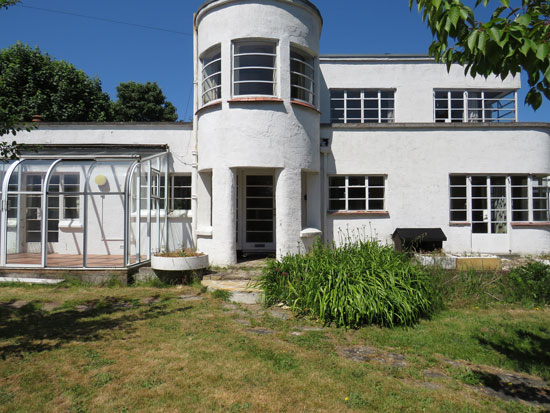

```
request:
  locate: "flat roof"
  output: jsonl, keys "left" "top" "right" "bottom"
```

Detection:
{"left": 320, "top": 54, "right": 434, "bottom": 63}
{"left": 322, "top": 122, "right": 550, "bottom": 130}
{"left": 195, "top": 0, "right": 323, "bottom": 24}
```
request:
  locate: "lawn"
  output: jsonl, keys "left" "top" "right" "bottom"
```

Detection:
{"left": 0, "top": 281, "right": 548, "bottom": 412}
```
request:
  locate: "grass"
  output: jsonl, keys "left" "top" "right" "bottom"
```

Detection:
{"left": 0, "top": 281, "right": 548, "bottom": 412}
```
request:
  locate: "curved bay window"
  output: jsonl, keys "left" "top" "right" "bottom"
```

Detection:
{"left": 290, "top": 47, "right": 315, "bottom": 105}
{"left": 201, "top": 45, "right": 221, "bottom": 105}
{"left": 233, "top": 41, "right": 276, "bottom": 96}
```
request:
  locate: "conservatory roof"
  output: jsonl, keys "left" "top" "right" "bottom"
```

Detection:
{"left": 18, "top": 144, "right": 168, "bottom": 160}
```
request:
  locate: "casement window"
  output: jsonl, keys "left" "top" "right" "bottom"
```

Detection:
{"left": 141, "top": 174, "right": 192, "bottom": 211}
{"left": 511, "top": 175, "right": 549, "bottom": 222}
{"left": 290, "top": 47, "right": 315, "bottom": 105}
{"left": 233, "top": 41, "right": 276, "bottom": 96}
{"left": 330, "top": 90, "right": 394, "bottom": 123}
{"left": 450, "top": 175, "right": 550, "bottom": 231}
{"left": 23, "top": 174, "right": 80, "bottom": 243}
{"left": 434, "top": 90, "right": 516, "bottom": 123}
{"left": 329, "top": 175, "right": 385, "bottom": 211}
{"left": 201, "top": 45, "right": 222, "bottom": 105}
{"left": 170, "top": 175, "right": 192, "bottom": 210}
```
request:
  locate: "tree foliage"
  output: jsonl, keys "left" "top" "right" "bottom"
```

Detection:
{"left": 0, "top": 43, "right": 113, "bottom": 123}
{"left": 0, "top": 0, "right": 19, "bottom": 10}
{"left": 410, "top": 0, "right": 550, "bottom": 109}
{"left": 113, "top": 81, "right": 178, "bottom": 122}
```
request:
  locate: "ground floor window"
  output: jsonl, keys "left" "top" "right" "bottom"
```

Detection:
{"left": 329, "top": 175, "right": 385, "bottom": 211}
{"left": 12, "top": 173, "right": 80, "bottom": 243}
{"left": 450, "top": 175, "right": 550, "bottom": 232}
{"left": 143, "top": 174, "right": 191, "bottom": 211}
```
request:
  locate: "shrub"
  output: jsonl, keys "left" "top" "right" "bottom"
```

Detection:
{"left": 507, "top": 262, "right": 550, "bottom": 304}
{"left": 257, "top": 240, "right": 436, "bottom": 328}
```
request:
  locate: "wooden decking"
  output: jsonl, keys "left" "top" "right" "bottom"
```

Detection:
{"left": 5, "top": 253, "right": 139, "bottom": 267}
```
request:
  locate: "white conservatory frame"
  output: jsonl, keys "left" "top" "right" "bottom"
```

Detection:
{"left": 0, "top": 146, "right": 169, "bottom": 269}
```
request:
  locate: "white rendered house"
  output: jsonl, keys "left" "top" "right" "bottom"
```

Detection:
{"left": 4, "top": 0, "right": 549, "bottom": 270}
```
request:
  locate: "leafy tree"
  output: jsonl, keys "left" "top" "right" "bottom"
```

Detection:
{"left": 0, "top": 0, "right": 19, "bottom": 10}
{"left": 113, "top": 81, "right": 178, "bottom": 122}
{"left": 0, "top": 43, "right": 113, "bottom": 123}
{"left": 410, "top": 0, "right": 550, "bottom": 109}
{"left": 1, "top": 0, "right": 29, "bottom": 152}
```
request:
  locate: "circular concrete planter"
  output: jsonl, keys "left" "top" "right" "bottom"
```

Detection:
{"left": 151, "top": 254, "right": 209, "bottom": 272}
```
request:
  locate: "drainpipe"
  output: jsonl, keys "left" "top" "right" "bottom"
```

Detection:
{"left": 191, "top": 13, "right": 200, "bottom": 249}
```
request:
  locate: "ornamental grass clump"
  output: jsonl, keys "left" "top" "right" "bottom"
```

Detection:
{"left": 258, "top": 240, "right": 436, "bottom": 328}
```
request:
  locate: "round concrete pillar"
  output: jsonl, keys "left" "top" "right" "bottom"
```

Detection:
{"left": 211, "top": 167, "right": 237, "bottom": 266}
{"left": 275, "top": 168, "right": 302, "bottom": 259}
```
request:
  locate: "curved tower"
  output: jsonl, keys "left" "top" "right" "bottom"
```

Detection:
{"left": 193, "top": 0, "right": 323, "bottom": 265}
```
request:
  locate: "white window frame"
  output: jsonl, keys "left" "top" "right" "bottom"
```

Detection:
{"left": 290, "top": 46, "right": 315, "bottom": 105}
{"left": 328, "top": 175, "right": 385, "bottom": 212}
{"left": 330, "top": 89, "right": 395, "bottom": 124}
{"left": 449, "top": 175, "right": 550, "bottom": 227}
{"left": 21, "top": 173, "right": 80, "bottom": 243}
{"left": 201, "top": 45, "right": 222, "bottom": 106}
{"left": 233, "top": 40, "right": 277, "bottom": 97}
{"left": 434, "top": 90, "right": 517, "bottom": 123}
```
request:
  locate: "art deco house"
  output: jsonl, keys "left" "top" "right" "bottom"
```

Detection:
{"left": 5, "top": 0, "right": 549, "bottom": 270}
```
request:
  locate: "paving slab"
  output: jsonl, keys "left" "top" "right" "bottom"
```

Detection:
{"left": 0, "top": 277, "right": 64, "bottom": 285}
{"left": 245, "top": 328, "right": 274, "bottom": 335}
{"left": 42, "top": 302, "right": 62, "bottom": 312}
{"left": 235, "top": 319, "right": 251, "bottom": 326}
{"left": 179, "top": 294, "right": 205, "bottom": 302}
{"left": 202, "top": 280, "right": 263, "bottom": 304}
{"left": 6, "top": 300, "right": 30, "bottom": 309}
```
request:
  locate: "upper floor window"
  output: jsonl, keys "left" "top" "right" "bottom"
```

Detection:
{"left": 434, "top": 90, "right": 516, "bottom": 123}
{"left": 290, "top": 47, "right": 315, "bottom": 105}
{"left": 329, "top": 175, "right": 385, "bottom": 211}
{"left": 330, "top": 90, "right": 395, "bottom": 123}
{"left": 201, "top": 46, "right": 221, "bottom": 105}
{"left": 233, "top": 41, "right": 276, "bottom": 96}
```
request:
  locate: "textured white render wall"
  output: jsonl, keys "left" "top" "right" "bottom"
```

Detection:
{"left": 13, "top": 124, "right": 195, "bottom": 258}
{"left": 323, "top": 126, "right": 550, "bottom": 255}
{"left": 319, "top": 59, "right": 521, "bottom": 124}
{"left": 195, "top": 0, "right": 322, "bottom": 265}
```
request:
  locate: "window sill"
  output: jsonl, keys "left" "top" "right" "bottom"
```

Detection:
{"left": 130, "top": 210, "right": 192, "bottom": 219}
{"left": 197, "top": 226, "right": 213, "bottom": 238}
{"left": 511, "top": 222, "right": 550, "bottom": 227}
{"left": 291, "top": 100, "right": 320, "bottom": 113}
{"left": 168, "top": 210, "right": 192, "bottom": 219}
{"left": 228, "top": 97, "right": 283, "bottom": 103}
{"left": 449, "top": 221, "right": 471, "bottom": 226}
{"left": 59, "top": 219, "right": 83, "bottom": 230}
{"left": 328, "top": 210, "right": 389, "bottom": 217}
{"left": 195, "top": 100, "right": 222, "bottom": 116}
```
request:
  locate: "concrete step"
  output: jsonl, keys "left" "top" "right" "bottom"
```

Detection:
{"left": 202, "top": 269, "right": 263, "bottom": 281}
{"left": 201, "top": 279, "right": 263, "bottom": 305}
{"left": 0, "top": 277, "right": 64, "bottom": 285}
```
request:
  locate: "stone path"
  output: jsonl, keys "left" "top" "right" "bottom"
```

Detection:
{"left": 202, "top": 258, "right": 267, "bottom": 304}
{"left": 222, "top": 296, "right": 550, "bottom": 408}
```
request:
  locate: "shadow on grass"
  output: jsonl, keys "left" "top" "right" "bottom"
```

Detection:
{"left": 475, "top": 327, "right": 550, "bottom": 380}
{"left": 472, "top": 370, "right": 550, "bottom": 406}
{"left": 0, "top": 297, "right": 189, "bottom": 359}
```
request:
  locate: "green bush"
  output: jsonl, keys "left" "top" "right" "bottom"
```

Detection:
{"left": 507, "top": 262, "right": 550, "bottom": 304}
{"left": 257, "top": 240, "right": 437, "bottom": 328}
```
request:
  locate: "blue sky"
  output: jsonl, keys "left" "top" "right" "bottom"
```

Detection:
{"left": 0, "top": 0, "right": 548, "bottom": 121}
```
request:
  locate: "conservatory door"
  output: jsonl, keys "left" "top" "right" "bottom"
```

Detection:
{"left": 470, "top": 176, "right": 510, "bottom": 253}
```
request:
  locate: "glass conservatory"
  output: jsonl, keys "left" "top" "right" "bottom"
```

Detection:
{"left": 0, "top": 146, "right": 169, "bottom": 269}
